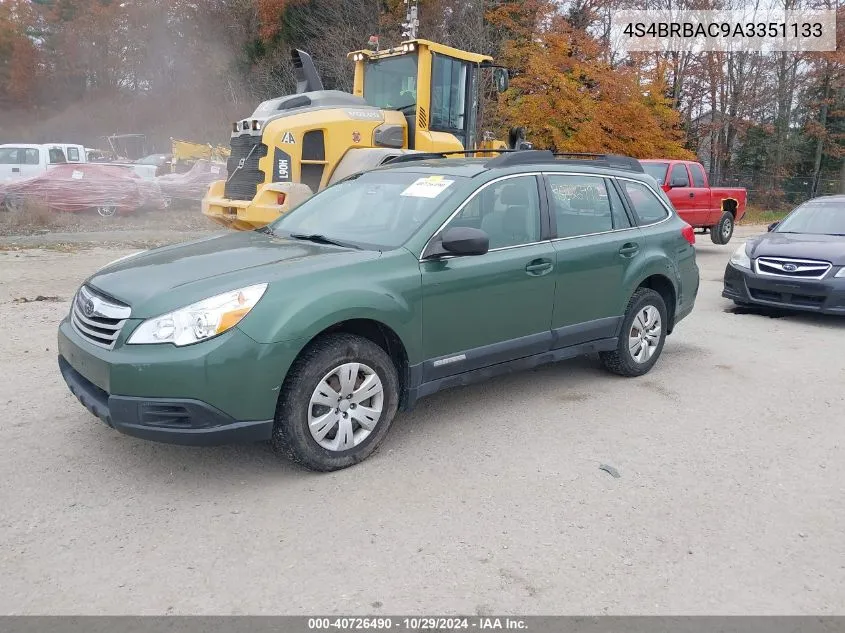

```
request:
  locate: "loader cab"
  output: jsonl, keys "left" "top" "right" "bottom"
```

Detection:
{"left": 349, "top": 39, "right": 502, "bottom": 153}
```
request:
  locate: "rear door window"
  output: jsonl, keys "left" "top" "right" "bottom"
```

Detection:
{"left": 548, "top": 174, "right": 613, "bottom": 237}
{"left": 621, "top": 180, "right": 671, "bottom": 225}
{"left": 689, "top": 163, "right": 707, "bottom": 187}
{"left": 669, "top": 163, "right": 689, "bottom": 187}
{"left": 23, "top": 149, "right": 40, "bottom": 164}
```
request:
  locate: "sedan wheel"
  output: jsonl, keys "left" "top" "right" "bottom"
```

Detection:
{"left": 97, "top": 204, "right": 117, "bottom": 217}
{"left": 308, "top": 362, "right": 384, "bottom": 452}
{"left": 3, "top": 194, "right": 23, "bottom": 213}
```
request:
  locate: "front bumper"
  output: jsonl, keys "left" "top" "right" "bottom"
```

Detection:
{"left": 59, "top": 356, "right": 273, "bottom": 445}
{"left": 722, "top": 262, "right": 845, "bottom": 314}
{"left": 57, "top": 317, "right": 304, "bottom": 445}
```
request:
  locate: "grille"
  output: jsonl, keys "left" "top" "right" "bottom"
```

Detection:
{"left": 71, "top": 285, "right": 131, "bottom": 349}
{"left": 224, "top": 134, "right": 268, "bottom": 200}
{"left": 755, "top": 257, "right": 831, "bottom": 280}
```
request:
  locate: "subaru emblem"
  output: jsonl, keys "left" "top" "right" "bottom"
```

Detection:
{"left": 83, "top": 298, "right": 95, "bottom": 317}
{"left": 782, "top": 263, "right": 798, "bottom": 272}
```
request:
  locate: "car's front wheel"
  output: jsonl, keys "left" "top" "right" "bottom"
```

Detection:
{"left": 600, "top": 288, "right": 667, "bottom": 377}
{"left": 272, "top": 333, "right": 399, "bottom": 471}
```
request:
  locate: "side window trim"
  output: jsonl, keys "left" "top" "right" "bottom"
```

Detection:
{"left": 419, "top": 172, "right": 547, "bottom": 260}
{"left": 617, "top": 176, "right": 674, "bottom": 227}
{"left": 606, "top": 177, "right": 635, "bottom": 229}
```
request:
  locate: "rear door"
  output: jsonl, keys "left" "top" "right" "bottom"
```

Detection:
{"left": 667, "top": 163, "right": 701, "bottom": 225}
{"left": 20, "top": 148, "right": 43, "bottom": 178}
{"left": 546, "top": 173, "right": 644, "bottom": 347}
{"left": 419, "top": 174, "right": 557, "bottom": 381}
{"left": 687, "top": 162, "right": 712, "bottom": 224}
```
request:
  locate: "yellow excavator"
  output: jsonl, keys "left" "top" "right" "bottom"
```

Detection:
{"left": 202, "top": 37, "right": 522, "bottom": 230}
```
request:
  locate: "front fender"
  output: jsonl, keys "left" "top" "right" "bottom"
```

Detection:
{"left": 237, "top": 250, "right": 424, "bottom": 361}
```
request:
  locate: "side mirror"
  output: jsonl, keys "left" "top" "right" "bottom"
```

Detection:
{"left": 768, "top": 221, "right": 779, "bottom": 232}
{"left": 669, "top": 178, "right": 688, "bottom": 188}
{"left": 431, "top": 227, "right": 489, "bottom": 258}
{"left": 493, "top": 68, "right": 509, "bottom": 93}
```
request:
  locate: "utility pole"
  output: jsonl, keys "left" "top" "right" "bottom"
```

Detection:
{"left": 402, "top": 0, "right": 419, "bottom": 39}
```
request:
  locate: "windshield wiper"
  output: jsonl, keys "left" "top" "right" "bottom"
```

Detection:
{"left": 288, "top": 233, "right": 359, "bottom": 249}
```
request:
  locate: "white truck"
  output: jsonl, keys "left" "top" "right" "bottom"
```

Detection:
{"left": 0, "top": 143, "right": 71, "bottom": 182}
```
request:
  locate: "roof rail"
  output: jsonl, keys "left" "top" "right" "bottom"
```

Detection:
{"left": 383, "top": 149, "right": 645, "bottom": 173}
{"left": 484, "top": 151, "right": 644, "bottom": 172}
{"left": 383, "top": 148, "right": 515, "bottom": 165}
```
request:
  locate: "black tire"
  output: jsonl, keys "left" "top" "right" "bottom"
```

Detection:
{"left": 600, "top": 288, "right": 668, "bottom": 377}
{"left": 3, "top": 194, "right": 23, "bottom": 213}
{"left": 271, "top": 333, "right": 400, "bottom": 471}
{"left": 710, "top": 211, "right": 735, "bottom": 245}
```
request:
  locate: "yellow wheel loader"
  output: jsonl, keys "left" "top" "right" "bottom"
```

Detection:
{"left": 202, "top": 38, "right": 519, "bottom": 230}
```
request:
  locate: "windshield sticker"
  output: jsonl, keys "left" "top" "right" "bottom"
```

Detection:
{"left": 400, "top": 176, "right": 454, "bottom": 198}
{"left": 71, "top": 170, "right": 84, "bottom": 180}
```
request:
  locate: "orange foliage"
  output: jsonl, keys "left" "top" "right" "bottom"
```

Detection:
{"left": 491, "top": 3, "right": 693, "bottom": 159}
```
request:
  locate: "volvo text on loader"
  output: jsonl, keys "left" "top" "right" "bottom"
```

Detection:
{"left": 202, "top": 38, "right": 518, "bottom": 230}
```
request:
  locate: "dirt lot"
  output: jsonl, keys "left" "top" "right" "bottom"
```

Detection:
{"left": 0, "top": 218, "right": 843, "bottom": 615}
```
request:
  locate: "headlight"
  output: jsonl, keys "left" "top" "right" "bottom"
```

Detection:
{"left": 835, "top": 268, "right": 845, "bottom": 278}
{"left": 730, "top": 243, "right": 751, "bottom": 269}
{"left": 127, "top": 283, "right": 268, "bottom": 346}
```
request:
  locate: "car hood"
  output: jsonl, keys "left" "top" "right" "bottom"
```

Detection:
{"left": 747, "top": 232, "right": 845, "bottom": 265}
{"left": 87, "top": 230, "right": 381, "bottom": 317}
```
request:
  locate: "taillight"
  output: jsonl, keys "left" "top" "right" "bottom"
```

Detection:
{"left": 681, "top": 224, "right": 695, "bottom": 245}
{"left": 276, "top": 192, "right": 286, "bottom": 206}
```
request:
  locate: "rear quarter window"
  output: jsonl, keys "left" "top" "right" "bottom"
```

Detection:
{"left": 67, "top": 147, "right": 80, "bottom": 161}
{"left": 621, "top": 180, "right": 670, "bottom": 225}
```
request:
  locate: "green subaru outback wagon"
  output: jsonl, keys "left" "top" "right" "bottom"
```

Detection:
{"left": 58, "top": 151, "right": 699, "bottom": 471}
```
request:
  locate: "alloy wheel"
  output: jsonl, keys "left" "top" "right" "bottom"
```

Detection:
{"left": 628, "top": 306, "right": 662, "bottom": 363}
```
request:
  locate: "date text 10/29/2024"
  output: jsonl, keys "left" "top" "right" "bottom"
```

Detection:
{"left": 308, "top": 617, "right": 528, "bottom": 630}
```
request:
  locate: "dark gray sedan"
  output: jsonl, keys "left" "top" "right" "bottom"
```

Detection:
{"left": 723, "top": 195, "right": 845, "bottom": 314}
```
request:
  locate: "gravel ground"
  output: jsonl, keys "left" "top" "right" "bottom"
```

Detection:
{"left": 0, "top": 226, "right": 843, "bottom": 615}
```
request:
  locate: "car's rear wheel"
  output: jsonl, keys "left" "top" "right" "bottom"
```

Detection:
{"left": 710, "top": 211, "right": 734, "bottom": 244}
{"left": 96, "top": 204, "right": 117, "bottom": 217}
{"left": 600, "top": 288, "right": 667, "bottom": 377}
{"left": 272, "top": 333, "right": 399, "bottom": 471}
{"left": 3, "top": 194, "right": 23, "bottom": 213}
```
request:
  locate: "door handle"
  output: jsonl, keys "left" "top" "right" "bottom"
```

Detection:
{"left": 11, "top": 168, "right": 19, "bottom": 173}
{"left": 689, "top": 192, "right": 695, "bottom": 198}
{"left": 525, "top": 259, "right": 553, "bottom": 276}
{"left": 618, "top": 242, "right": 640, "bottom": 257}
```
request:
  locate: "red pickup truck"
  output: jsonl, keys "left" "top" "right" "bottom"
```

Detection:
{"left": 639, "top": 159, "right": 747, "bottom": 244}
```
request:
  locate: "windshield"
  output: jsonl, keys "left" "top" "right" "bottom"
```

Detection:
{"left": 640, "top": 162, "right": 669, "bottom": 185}
{"left": 269, "top": 170, "right": 462, "bottom": 250}
{"left": 777, "top": 199, "right": 845, "bottom": 235}
{"left": 363, "top": 54, "right": 418, "bottom": 111}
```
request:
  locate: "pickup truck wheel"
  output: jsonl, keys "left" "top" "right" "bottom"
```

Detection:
{"left": 272, "top": 333, "right": 399, "bottom": 471}
{"left": 600, "top": 288, "right": 667, "bottom": 377}
{"left": 711, "top": 211, "right": 734, "bottom": 244}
